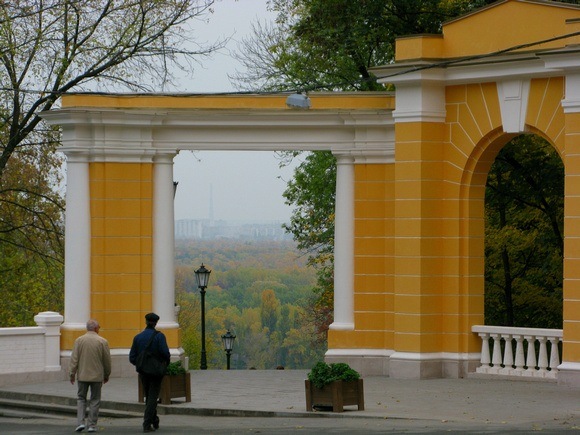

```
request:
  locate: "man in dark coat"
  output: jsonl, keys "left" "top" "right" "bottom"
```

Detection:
{"left": 129, "top": 313, "right": 171, "bottom": 433}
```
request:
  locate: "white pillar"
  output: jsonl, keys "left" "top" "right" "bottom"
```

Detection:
{"left": 62, "top": 153, "right": 91, "bottom": 330}
{"left": 152, "top": 153, "right": 179, "bottom": 328}
{"left": 329, "top": 154, "right": 354, "bottom": 330}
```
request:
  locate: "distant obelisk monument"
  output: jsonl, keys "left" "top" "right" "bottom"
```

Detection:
{"left": 209, "top": 183, "right": 215, "bottom": 226}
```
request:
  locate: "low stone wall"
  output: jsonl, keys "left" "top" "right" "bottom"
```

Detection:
{"left": 0, "top": 312, "right": 65, "bottom": 387}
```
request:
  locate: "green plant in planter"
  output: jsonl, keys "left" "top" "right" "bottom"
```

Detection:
{"left": 307, "top": 361, "right": 360, "bottom": 389}
{"left": 166, "top": 360, "right": 186, "bottom": 375}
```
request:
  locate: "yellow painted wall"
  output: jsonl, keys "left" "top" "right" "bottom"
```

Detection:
{"left": 89, "top": 162, "right": 155, "bottom": 348}
{"left": 564, "top": 110, "right": 580, "bottom": 362}
{"left": 61, "top": 93, "right": 395, "bottom": 111}
{"left": 527, "top": 77, "right": 566, "bottom": 155}
{"left": 396, "top": 1, "right": 580, "bottom": 61}
{"left": 445, "top": 83, "right": 504, "bottom": 355}
{"left": 382, "top": 77, "right": 568, "bottom": 357}
{"left": 329, "top": 163, "right": 396, "bottom": 349}
{"left": 393, "top": 121, "right": 446, "bottom": 353}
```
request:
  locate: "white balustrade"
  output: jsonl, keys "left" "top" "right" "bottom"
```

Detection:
{"left": 472, "top": 325, "right": 562, "bottom": 380}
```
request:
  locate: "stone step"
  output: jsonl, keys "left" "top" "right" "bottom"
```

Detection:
{"left": 0, "top": 395, "right": 142, "bottom": 419}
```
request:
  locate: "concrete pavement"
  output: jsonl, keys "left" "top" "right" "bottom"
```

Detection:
{"left": 0, "top": 370, "right": 579, "bottom": 432}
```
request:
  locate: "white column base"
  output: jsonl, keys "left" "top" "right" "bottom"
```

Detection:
{"left": 389, "top": 352, "right": 481, "bottom": 379}
{"left": 328, "top": 322, "right": 354, "bottom": 331}
{"left": 325, "top": 349, "right": 394, "bottom": 376}
{"left": 156, "top": 321, "right": 180, "bottom": 329}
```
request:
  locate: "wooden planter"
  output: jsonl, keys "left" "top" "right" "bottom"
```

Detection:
{"left": 305, "top": 379, "right": 364, "bottom": 412}
{"left": 138, "top": 372, "right": 191, "bottom": 405}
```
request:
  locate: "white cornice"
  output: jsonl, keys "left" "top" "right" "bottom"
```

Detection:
{"left": 42, "top": 107, "right": 396, "bottom": 157}
{"left": 373, "top": 48, "right": 580, "bottom": 87}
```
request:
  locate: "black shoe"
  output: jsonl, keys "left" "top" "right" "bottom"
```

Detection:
{"left": 143, "top": 426, "right": 155, "bottom": 433}
{"left": 153, "top": 421, "right": 159, "bottom": 430}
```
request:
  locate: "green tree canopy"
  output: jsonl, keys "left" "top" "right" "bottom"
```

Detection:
{"left": 0, "top": 0, "right": 224, "bottom": 325}
{"left": 485, "top": 134, "right": 564, "bottom": 328}
{"left": 233, "top": 0, "right": 495, "bottom": 92}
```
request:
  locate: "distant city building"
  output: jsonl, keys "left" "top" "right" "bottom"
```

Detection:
{"left": 175, "top": 219, "right": 292, "bottom": 241}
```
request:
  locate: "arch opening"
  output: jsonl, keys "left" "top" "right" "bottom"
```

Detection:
{"left": 484, "top": 134, "right": 564, "bottom": 329}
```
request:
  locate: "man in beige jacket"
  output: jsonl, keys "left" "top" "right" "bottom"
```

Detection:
{"left": 70, "top": 319, "right": 112, "bottom": 433}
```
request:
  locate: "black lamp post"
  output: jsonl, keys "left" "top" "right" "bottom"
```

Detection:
{"left": 194, "top": 263, "right": 211, "bottom": 370}
{"left": 221, "top": 330, "right": 236, "bottom": 370}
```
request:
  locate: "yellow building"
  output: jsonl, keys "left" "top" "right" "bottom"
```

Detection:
{"left": 43, "top": 0, "right": 580, "bottom": 385}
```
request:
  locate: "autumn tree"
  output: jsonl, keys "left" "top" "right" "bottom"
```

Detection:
{"left": 174, "top": 240, "right": 324, "bottom": 369}
{"left": 0, "top": 0, "right": 224, "bottom": 325}
{"left": 0, "top": 143, "right": 65, "bottom": 325}
{"left": 260, "top": 289, "right": 280, "bottom": 332}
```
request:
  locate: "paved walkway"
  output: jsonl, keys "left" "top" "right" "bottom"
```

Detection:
{"left": 0, "top": 370, "right": 579, "bottom": 432}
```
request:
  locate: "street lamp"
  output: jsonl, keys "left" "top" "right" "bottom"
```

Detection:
{"left": 221, "top": 330, "right": 236, "bottom": 370}
{"left": 194, "top": 263, "right": 211, "bottom": 370}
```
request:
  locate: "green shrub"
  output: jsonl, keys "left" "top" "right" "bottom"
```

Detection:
{"left": 307, "top": 361, "right": 360, "bottom": 389}
{"left": 166, "top": 360, "right": 186, "bottom": 375}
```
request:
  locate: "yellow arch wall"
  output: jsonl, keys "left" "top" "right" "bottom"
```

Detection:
{"left": 330, "top": 76, "right": 577, "bottom": 363}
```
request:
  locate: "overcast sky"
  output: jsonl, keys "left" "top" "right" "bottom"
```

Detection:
{"left": 172, "top": 0, "right": 299, "bottom": 223}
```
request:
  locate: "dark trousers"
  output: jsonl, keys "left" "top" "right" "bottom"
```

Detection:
{"left": 140, "top": 373, "right": 163, "bottom": 428}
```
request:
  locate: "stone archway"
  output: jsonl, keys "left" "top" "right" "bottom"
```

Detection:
{"left": 43, "top": 0, "right": 580, "bottom": 385}
{"left": 42, "top": 93, "right": 395, "bottom": 375}
{"left": 362, "top": 0, "right": 580, "bottom": 384}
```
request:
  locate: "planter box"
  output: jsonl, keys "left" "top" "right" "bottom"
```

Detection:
{"left": 305, "top": 379, "right": 364, "bottom": 412}
{"left": 138, "top": 372, "right": 191, "bottom": 405}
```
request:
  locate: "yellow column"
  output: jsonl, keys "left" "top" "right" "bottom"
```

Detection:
{"left": 563, "top": 110, "right": 580, "bottom": 372}
{"left": 90, "top": 162, "right": 154, "bottom": 348}
{"left": 328, "top": 162, "right": 396, "bottom": 349}
{"left": 354, "top": 163, "right": 396, "bottom": 350}
{"left": 391, "top": 121, "right": 446, "bottom": 376}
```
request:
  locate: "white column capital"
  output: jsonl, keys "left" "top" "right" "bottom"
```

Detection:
{"left": 153, "top": 151, "right": 178, "bottom": 164}
{"left": 562, "top": 72, "right": 580, "bottom": 114}
{"left": 392, "top": 81, "right": 446, "bottom": 123}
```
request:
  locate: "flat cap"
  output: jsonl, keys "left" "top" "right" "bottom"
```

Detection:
{"left": 145, "top": 312, "right": 160, "bottom": 322}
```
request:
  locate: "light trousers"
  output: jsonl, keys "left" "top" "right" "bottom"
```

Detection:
{"left": 76, "top": 381, "right": 102, "bottom": 428}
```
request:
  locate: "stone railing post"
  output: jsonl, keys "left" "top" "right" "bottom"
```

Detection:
{"left": 537, "top": 336, "right": 549, "bottom": 374}
{"left": 477, "top": 331, "right": 491, "bottom": 371}
{"left": 472, "top": 325, "right": 562, "bottom": 380}
{"left": 502, "top": 335, "right": 514, "bottom": 374}
{"left": 491, "top": 333, "right": 503, "bottom": 372}
{"left": 525, "top": 334, "right": 537, "bottom": 373}
{"left": 549, "top": 336, "right": 561, "bottom": 370}
{"left": 514, "top": 335, "right": 526, "bottom": 374}
{"left": 34, "top": 311, "right": 64, "bottom": 371}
